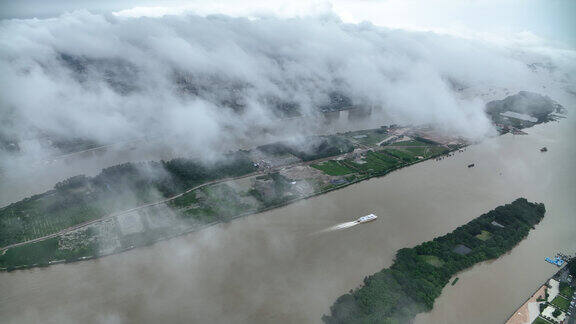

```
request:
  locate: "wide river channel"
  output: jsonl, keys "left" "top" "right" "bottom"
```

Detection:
{"left": 1, "top": 116, "right": 575, "bottom": 324}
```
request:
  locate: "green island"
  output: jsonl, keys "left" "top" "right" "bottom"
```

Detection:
{"left": 0, "top": 91, "right": 565, "bottom": 271}
{"left": 322, "top": 198, "right": 546, "bottom": 323}
{"left": 0, "top": 125, "right": 459, "bottom": 271}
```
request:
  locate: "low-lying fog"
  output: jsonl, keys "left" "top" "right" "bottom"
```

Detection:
{"left": 1, "top": 116, "right": 575, "bottom": 324}
{"left": 1, "top": 5, "right": 576, "bottom": 324}
{"left": 1, "top": 10, "right": 574, "bottom": 204}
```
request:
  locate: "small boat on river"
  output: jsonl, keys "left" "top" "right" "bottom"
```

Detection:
{"left": 356, "top": 214, "right": 378, "bottom": 224}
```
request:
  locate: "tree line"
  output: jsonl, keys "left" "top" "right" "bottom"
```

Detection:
{"left": 0, "top": 151, "right": 257, "bottom": 247}
{"left": 323, "top": 198, "right": 546, "bottom": 323}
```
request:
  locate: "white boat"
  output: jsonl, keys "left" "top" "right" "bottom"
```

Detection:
{"left": 356, "top": 214, "right": 378, "bottom": 224}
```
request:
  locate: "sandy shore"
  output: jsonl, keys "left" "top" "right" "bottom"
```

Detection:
{"left": 506, "top": 284, "right": 547, "bottom": 324}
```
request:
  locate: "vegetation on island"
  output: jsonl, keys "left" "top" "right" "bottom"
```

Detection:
{"left": 1, "top": 100, "right": 559, "bottom": 271}
{"left": 0, "top": 151, "right": 257, "bottom": 248}
{"left": 559, "top": 282, "right": 576, "bottom": 299}
{"left": 322, "top": 198, "right": 546, "bottom": 323}
{"left": 568, "top": 258, "right": 576, "bottom": 277}
{"left": 550, "top": 295, "right": 570, "bottom": 311}
{"left": 486, "top": 91, "right": 565, "bottom": 129}
{"left": 533, "top": 317, "right": 552, "bottom": 324}
{"left": 0, "top": 132, "right": 359, "bottom": 250}
{"left": 0, "top": 232, "right": 98, "bottom": 268}
{"left": 258, "top": 135, "right": 354, "bottom": 162}
{"left": 311, "top": 160, "right": 355, "bottom": 176}
{"left": 0, "top": 123, "right": 466, "bottom": 273}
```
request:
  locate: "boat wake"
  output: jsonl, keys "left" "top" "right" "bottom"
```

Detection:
{"left": 312, "top": 214, "right": 377, "bottom": 235}
{"left": 312, "top": 221, "right": 359, "bottom": 235}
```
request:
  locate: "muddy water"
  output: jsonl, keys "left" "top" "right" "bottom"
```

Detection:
{"left": 0, "top": 116, "right": 574, "bottom": 324}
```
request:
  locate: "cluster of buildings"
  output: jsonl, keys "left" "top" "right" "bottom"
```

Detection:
{"left": 507, "top": 263, "right": 576, "bottom": 324}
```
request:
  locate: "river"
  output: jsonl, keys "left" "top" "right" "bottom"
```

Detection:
{"left": 0, "top": 115, "right": 574, "bottom": 324}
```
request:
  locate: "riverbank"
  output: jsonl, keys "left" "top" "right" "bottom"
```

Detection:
{"left": 323, "top": 198, "right": 546, "bottom": 323}
{"left": 2, "top": 121, "right": 475, "bottom": 271}
{"left": 0, "top": 137, "right": 464, "bottom": 272}
{"left": 505, "top": 261, "right": 576, "bottom": 324}
{"left": 2, "top": 90, "right": 568, "bottom": 271}
{"left": 1, "top": 115, "right": 574, "bottom": 323}
{"left": 506, "top": 284, "right": 548, "bottom": 324}
{"left": 0, "top": 115, "right": 561, "bottom": 272}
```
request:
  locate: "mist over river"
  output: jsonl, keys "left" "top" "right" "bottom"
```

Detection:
{"left": 1, "top": 115, "right": 574, "bottom": 324}
{"left": 0, "top": 115, "right": 387, "bottom": 208}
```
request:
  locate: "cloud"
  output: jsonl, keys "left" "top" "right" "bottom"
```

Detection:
{"left": 0, "top": 10, "right": 574, "bottom": 170}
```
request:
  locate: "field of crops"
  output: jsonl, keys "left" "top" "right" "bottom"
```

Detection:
{"left": 0, "top": 190, "right": 149, "bottom": 247}
{"left": 348, "top": 151, "right": 399, "bottom": 173}
{"left": 0, "top": 195, "right": 107, "bottom": 247}
{"left": 383, "top": 148, "right": 419, "bottom": 163}
{"left": 343, "top": 129, "right": 390, "bottom": 146}
{"left": 311, "top": 160, "right": 355, "bottom": 175}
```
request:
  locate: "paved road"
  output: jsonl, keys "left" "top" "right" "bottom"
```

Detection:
{"left": 0, "top": 171, "right": 262, "bottom": 252}
{"left": 1, "top": 143, "right": 456, "bottom": 252}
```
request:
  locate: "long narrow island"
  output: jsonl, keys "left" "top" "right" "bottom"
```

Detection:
{"left": 0, "top": 91, "right": 565, "bottom": 271}
{"left": 322, "top": 198, "right": 546, "bottom": 323}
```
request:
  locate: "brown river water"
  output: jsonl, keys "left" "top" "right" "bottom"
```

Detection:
{"left": 0, "top": 116, "right": 574, "bottom": 324}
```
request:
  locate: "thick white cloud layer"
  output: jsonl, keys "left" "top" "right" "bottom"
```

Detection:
{"left": 0, "top": 11, "right": 574, "bottom": 164}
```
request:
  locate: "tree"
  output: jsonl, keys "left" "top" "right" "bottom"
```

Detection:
{"left": 568, "top": 258, "right": 576, "bottom": 277}
{"left": 552, "top": 308, "right": 561, "bottom": 317}
{"left": 322, "top": 198, "right": 546, "bottom": 324}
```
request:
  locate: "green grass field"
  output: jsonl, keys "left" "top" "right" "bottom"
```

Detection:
{"left": 349, "top": 151, "right": 399, "bottom": 174}
{"left": 182, "top": 208, "right": 218, "bottom": 223}
{"left": 343, "top": 130, "right": 390, "bottom": 146}
{"left": 370, "top": 151, "right": 400, "bottom": 168}
{"left": 403, "top": 147, "right": 427, "bottom": 156}
{"left": 560, "top": 284, "right": 576, "bottom": 298}
{"left": 390, "top": 140, "right": 429, "bottom": 146}
{"left": 0, "top": 233, "right": 97, "bottom": 269}
{"left": 399, "top": 146, "right": 448, "bottom": 159}
{"left": 551, "top": 296, "right": 570, "bottom": 310}
{"left": 311, "top": 160, "right": 355, "bottom": 176}
{"left": 427, "top": 146, "right": 449, "bottom": 156}
{"left": 382, "top": 148, "right": 418, "bottom": 163}
{"left": 476, "top": 230, "right": 492, "bottom": 241}
{"left": 532, "top": 316, "right": 552, "bottom": 324}
{"left": 420, "top": 255, "right": 445, "bottom": 267}
{"left": 0, "top": 238, "right": 60, "bottom": 268}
